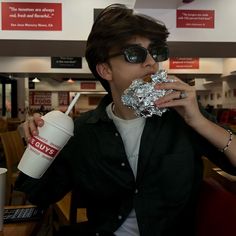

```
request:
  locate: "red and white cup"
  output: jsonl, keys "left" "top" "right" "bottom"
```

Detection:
{"left": 18, "top": 110, "right": 74, "bottom": 179}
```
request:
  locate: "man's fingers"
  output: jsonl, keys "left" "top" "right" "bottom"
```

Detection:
{"left": 24, "top": 113, "right": 44, "bottom": 139}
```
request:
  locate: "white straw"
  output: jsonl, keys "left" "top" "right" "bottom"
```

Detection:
{"left": 65, "top": 93, "right": 81, "bottom": 115}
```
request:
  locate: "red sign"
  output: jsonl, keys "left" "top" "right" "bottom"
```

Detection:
{"left": 29, "top": 92, "right": 52, "bottom": 106}
{"left": 1, "top": 2, "right": 62, "bottom": 31}
{"left": 177, "top": 10, "right": 214, "bottom": 28}
{"left": 80, "top": 82, "right": 96, "bottom": 90}
{"left": 169, "top": 57, "right": 199, "bottom": 69}
{"left": 29, "top": 136, "right": 59, "bottom": 158}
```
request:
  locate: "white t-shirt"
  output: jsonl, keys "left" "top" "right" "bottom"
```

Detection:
{"left": 106, "top": 103, "right": 146, "bottom": 236}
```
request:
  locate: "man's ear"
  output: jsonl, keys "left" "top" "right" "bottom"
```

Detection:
{"left": 96, "top": 63, "right": 112, "bottom": 81}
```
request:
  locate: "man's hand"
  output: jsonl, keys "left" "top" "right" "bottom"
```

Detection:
{"left": 23, "top": 113, "right": 44, "bottom": 140}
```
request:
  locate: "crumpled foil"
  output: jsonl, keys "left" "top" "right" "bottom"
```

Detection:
{"left": 121, "top": 69, "right": 173, "bottom": 118}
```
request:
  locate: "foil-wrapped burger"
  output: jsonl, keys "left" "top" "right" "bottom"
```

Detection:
{"left": 121, "top": 70, "right": 173, "bottom": 118}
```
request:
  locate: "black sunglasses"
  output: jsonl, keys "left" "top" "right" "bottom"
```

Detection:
{"left": 108, "top": 44, "right": 169, "bottom": 64}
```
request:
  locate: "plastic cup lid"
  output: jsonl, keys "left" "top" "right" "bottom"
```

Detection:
{"left": 42, "top": 110, "right": 74, "bottom": 136}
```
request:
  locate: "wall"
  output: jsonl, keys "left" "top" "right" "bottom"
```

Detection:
{"left": 0, "top": 57, "right": 224, "bottom": 77}
{"left": 0, "top": 0, "right": 135, "bottom": 40}
{"left": 23, "top": 74, "right": 236, "bottom": 113}
{"left": 222, "top": 58, "right": 236, "bottom": 77}
{"left": 19, "top": 77, "right": 106, "bottom": 117}
{"left": 196, "top": 77, "right": 236, "bottom": 109}
{"left": 0, "top": 57, "right": 91, "bottom": 74}
{"left": 1, "top": 0, "right": 236, "bottom": 42}
{"left": 137, "top": 0, "right": 236, "bottom": 42}
{"left": 223, "top": 79, "right": 236, "bottom": 109}
{"left": 196, "top": 80, "right": 223, "bottom": 108}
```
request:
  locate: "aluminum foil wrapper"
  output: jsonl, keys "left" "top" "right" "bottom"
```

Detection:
{"left": 121, "top": 70, "right": 173, "bottom": 118}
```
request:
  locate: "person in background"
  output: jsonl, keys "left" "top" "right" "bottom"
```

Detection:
{"left": 15, "top": 4, "right": 236, "bottom": 236}
{"left": 205, "top": 104, "right": 214, "bottom": 114}
{"left": 38, "top": 104, "right": 46, "bottom": 115}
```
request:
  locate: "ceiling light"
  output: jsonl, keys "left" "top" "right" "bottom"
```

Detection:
{"left": 32, "top": 77, "right": 40, "bottom": 83}
{"left": 67, "top": 78, "right": 75, "bottom": 83}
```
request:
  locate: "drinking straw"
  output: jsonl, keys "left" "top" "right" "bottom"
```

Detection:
{"left": 65, "top": 93, "right": 81, "bottom": 115}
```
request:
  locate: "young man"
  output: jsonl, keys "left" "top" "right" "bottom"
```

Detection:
{"left": 16, "top": 4, "right": 236, "bottom": 236}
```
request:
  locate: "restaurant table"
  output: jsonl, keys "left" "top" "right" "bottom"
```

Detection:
{"left": 211, "top": 167, "right": 236, "bottom": 194}
{"left": 0, "top": 221, "right": 38, "bottom": 236}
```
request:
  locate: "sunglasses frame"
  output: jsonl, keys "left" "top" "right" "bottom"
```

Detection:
{"left": 108, "top": 44, "right": 169, "bottom": 64}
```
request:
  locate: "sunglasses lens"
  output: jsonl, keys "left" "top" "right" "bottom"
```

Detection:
{"left": 121, "top": 45, "right": 169, "bottom": 63}
{"left": 149, "top": 46, "right": 169, "bottom": 62}
{"left": 124, "top": 46, "right": 147, "bottom": 63}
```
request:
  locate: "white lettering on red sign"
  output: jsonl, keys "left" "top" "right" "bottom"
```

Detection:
{"left": 29, "top": 136, "right": 59, "bottom": 158}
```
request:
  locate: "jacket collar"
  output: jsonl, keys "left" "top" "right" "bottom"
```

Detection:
{"left": 86, "top": 94, "right": 113, "bottom": 123}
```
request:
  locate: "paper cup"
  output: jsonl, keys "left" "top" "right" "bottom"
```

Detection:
{"left": 0, "top": 168, "right": 7, "bottom": 231}
{"left": 18, "top": 111, "right": 74, "bottom": 179}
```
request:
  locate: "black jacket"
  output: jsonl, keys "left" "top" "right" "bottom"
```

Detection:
{"left": 15, "top": 95, "right": 236, "bottom": 236}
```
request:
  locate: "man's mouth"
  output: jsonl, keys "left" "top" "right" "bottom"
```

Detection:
{"left": 141, "top": 72, "right": 157, "bottom": 82}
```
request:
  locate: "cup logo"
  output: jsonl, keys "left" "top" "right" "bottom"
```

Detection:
{"left": 29, "top": 136, "right": 59, "bottom": 158}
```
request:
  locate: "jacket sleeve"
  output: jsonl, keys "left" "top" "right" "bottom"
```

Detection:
{"left": 15, "top": 141, "right": 74, "bottom": 208}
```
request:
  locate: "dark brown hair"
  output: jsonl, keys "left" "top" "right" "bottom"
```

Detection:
{"left": 85, "top": 4, "right": 169, "bottom": 93}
